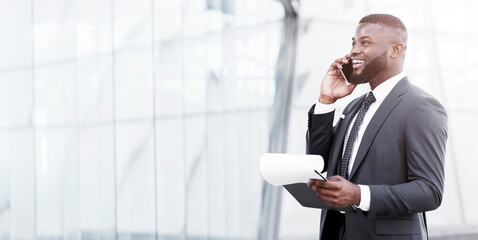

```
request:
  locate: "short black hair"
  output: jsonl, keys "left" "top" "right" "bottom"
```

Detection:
{"left": 359, "top": 14, "right": 408, "bottom": 45}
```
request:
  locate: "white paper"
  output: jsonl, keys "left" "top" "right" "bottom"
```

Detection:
{"left": 259, "top": 153, "right": 324, "bottom": 186}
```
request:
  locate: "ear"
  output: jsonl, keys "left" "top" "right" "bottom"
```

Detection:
{"left": 390, "top": 43, "right": 405, "bottom": 58}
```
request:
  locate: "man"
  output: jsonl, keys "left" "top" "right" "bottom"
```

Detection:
{"left": 306, "top": 14, "right": 447, "bottom": 240}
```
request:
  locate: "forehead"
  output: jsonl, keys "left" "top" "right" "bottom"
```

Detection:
{"left": 354, "top": 23, "right": 391, "bottom": 40}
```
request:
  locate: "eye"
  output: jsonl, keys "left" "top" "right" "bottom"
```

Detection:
{"left": 362, "top": 40, "right": 371, "bottom": 45}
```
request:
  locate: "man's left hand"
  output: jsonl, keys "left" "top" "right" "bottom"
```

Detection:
{"left": 308, "top": 175, "right": 361, "bottom": 208}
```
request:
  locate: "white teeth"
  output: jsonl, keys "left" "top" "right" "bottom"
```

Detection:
{"left": 353, "top": 59, "right": 365, "bottom": 64}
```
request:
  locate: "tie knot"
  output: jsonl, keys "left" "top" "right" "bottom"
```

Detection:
{"left": 363, "top": 92, "right": 376, "bottom": 107}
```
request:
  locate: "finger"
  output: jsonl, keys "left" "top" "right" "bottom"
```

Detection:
{"left": 329, "top": 61, "right": 342, "bottom": 70}
{"left": 320, "top": 187, "right": 345, "bottom": 197}
{"left": 315, "top": 181, "right": 339, "bottom": 190}
{"left": 329, "top": 69, "right": 343, "bottom": 78}
{"left": 333, "top": 58, "right": 346, "bottom": 68}
{"left": 334, "top": 58, "right": 344, "bottom": 63}
{"left": 308, "top": 180, "right": 320, "bottom": 191}
{"left": 309, "top": 179, "right": 326, "bottom": 190}
{"left": 327, "top": 63, "right": 341, "bottom": 73}
{"left": 327, "top": 175, "right": 345, "bottom": 182}
{"left": 309, "top": 179, "right": 323, "bottom": 185}
{"left": 317, "top": 190, "right": 335, "bottom": 200}
{"left": 312, "top": 184, "right": 327, "bottom": 193}
{"left": 320, "top": 196, "right": 341, "bottom": 207}
{"left": 317, "top": 193, "right": 330, "bottom": 203}
{"left": 343, "top": 53, "right": 352, "bottom": 59}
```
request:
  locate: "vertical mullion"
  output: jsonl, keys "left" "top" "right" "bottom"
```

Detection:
{"left": 110, "top": 0, "right": 118, "bottom": 238}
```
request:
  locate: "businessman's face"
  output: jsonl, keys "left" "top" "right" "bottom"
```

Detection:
{"left": 348, "top": 23, "right": 394, "bottom": 85}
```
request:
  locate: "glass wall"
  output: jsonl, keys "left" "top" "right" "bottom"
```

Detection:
{"left": 1, "top": 0, "right": 477, "bottom": 240}
{"left": 0, "top": 0, "right": 283, "bottom": 239}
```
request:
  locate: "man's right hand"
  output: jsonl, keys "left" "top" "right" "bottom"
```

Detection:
{"left": 319, "top": 55, "right": 357, "bottom": 104}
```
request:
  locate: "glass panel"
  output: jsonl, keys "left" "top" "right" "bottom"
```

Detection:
{"left": 154, "top": 41, "right": 183, "bottom": 117}
{"left": 76, "top": 0, "right": 112, "bottom": 57}
{"left": 430, "top": 0, "right": 467, "bottom": 35}
{"left": 223, "top": 113, "right": 241, "bottom": 239}
{"left": 115, "top": 122, "right": 156, "bottom": 239}
{"left": 113, "top": 0, "right": 153, "bottom": 50}
{"left": 437, "top": 35, "right": 476, "bottom": 111}
{"left": 34, "top": 63, "right": 78, "bottom": 126}
{"left": 236, "top": 111, "right": 267, "bottom": 238}
{"left": 36, "top": 128, "right": 79, "bottom": 239}
{"left": 155, "top": 77, "right": 183, "bottom": 117}
{"left": 183, "top": 40, "right": 207, "bottom": 78}
{"left": 467, "top": 0, "right": 478, "bottom": 36}
{"left": 77, "top": 56, "right": 114, "bottom": 124}
{"left": 0, "top": 129, "right": 35, "bottom": 239}
{"left": 114, "top": 49, "right": 154, "bottom": 121}
{"left": 205, "top": 35, "right": 224, "bottom": 113}
{"left": 0, "top": 70, "right": 34, "bottom": 128}
{"left": 236, "top": 28, "right": 268, "bottom": 78}
{"left": 155, "top": 41, "right": 182, "bottom": 79}
{"left": 78, "top": 125, "right": 116, "bottom": 239}
{"left": 183, "top": 77, "right": 207, "bottom": 115}
{"left": 448, "top": 113, "right": 478, "bottom": 223}
{"left": 153, "top": 1, "right": 182, "bottom": 42}
{"left": 33, "top": 0, "right": 76, "bottom": 64}
{"left": 0, "top": 0, "right": 32, "bottom": 69}
{"left": 156, "top": 118, "right": 186, "bottom": 239}
{"left": 206, "top": 115, "right": 226, "bottom": 238}
{"left": 184, "top": 116, "right": 207, "bottom": 239}
{"left": 182, "top": 0, "right": 206, "bottom": 38}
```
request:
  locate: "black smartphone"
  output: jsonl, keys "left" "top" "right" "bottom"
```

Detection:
{"left": 341, "top": 59, "right": 353, "bottom": 81}
{"left": 314, "top": 170, "right": 327, "bottom": 181}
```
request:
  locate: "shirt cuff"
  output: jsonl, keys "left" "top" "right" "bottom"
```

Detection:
{"left": 314, "top": 100, "right": 336, "bottom": 114}
{"left": 357, "top": 185, "right": 371, "bottom": 211}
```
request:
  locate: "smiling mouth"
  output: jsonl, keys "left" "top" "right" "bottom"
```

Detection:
{"left": 352, "top": 59, "right": 365, "bottom": 69}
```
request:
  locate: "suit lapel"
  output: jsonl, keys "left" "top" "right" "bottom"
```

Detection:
{"left": 328, "top": 95, "right": 365, "bottom": 176}
{"left": 348, "top": 78, "right": 410, "bottom": 179}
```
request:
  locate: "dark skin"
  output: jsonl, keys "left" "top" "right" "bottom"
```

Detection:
{"left": 309, "top": 23, "right": 406, "bottom": 209}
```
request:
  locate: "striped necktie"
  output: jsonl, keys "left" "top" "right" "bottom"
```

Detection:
{"left": 340, "top": 92, "right": 376, "bottom": 179}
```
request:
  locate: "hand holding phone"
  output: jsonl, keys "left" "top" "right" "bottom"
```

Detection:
{"left": 312, "top": 170, "right": 358, "bottom": 211}
{"left": 319, "top": 56, "right": 357, "bottom": 104}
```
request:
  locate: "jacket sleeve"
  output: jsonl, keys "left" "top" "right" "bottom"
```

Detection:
{"left": 306, "top": 104, "right": 335, "bottom": 172}
{"left": 367, "top": 97, "right": 448, "bottom": 217}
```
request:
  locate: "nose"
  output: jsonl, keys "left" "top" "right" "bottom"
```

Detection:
{"left": 351, "top": 44, "right": 362, "bottom": 55}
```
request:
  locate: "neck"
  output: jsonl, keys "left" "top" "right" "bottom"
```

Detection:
{"left": 369, "top": 69, "right": 402, "bottom": 90}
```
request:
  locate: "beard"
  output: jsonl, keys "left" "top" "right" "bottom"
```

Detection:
{"left": 348, "top": 50, "right": 388, "bottom": 85}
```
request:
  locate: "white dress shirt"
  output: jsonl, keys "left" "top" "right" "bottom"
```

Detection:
{"left": 313, "top": 72, "right": 406, "bottom": 211}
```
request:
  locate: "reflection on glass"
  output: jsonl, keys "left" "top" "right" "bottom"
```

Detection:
{"left": 115, "top": 122, "right": 156, "bottom": 238}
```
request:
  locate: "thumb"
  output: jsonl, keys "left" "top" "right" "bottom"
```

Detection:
{"left": 327, "top": 175, "right": 344, "bottom": 182}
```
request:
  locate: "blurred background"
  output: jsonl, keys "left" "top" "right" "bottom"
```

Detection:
{"left": 0, "top": 0, "right": 477, "bottom": 239}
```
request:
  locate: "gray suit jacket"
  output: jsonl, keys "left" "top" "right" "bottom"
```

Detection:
{"left": 306, "top": 77, "right": 448, "bottom": 240}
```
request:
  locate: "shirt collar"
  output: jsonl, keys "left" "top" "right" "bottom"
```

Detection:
{"left": 369, "top": 71, "right": 407, "bottom": 102}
